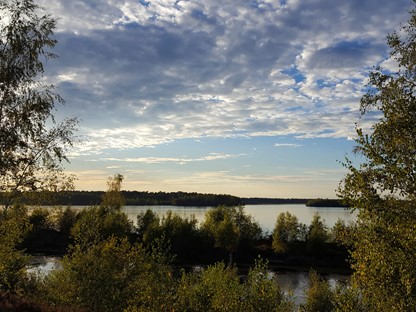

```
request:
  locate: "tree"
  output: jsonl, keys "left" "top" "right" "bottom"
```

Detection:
{"left": 307, "top": 214, "right": 329, "bottom": 256}
{"left": 136, "top": 208, "right": 161, "bottom": 243}
{"left": 202, "top": 206, "right": 240, "bottom": 265}
{"left": 338, "top": 2, "right": 416, "bottom": 310}
{"left": 0, "top": 205, "right": 31, "bottom": 292}
{"left": 272, "top": 212, "right": 301, "bottom": 254}
{"left": 44, "top": 237, "right": 174, "bottom": 312}
{"left": 0, "top": 0, "right": 78, "bottom": 206}
{"left": 175, "top": 259, "right": 294, "bottom": 312}
{"left": 101, "top": 174, "right": 125, "bottom": 210}
{"left": 71, "top": 175, "right": 132, "bottom": 250}
{"left": 232, "top": 206, "right": 262, "bottom": 250}
{"left": 301, "top": 270, "right": 334, "bottom": 312}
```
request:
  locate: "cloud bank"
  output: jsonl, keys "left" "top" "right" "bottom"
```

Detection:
{"left": 39, "top": 0, "right": 409, "bottom": 154}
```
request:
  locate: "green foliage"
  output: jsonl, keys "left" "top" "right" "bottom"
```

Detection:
{"left": 71, "top": 174, "right": 131, "bottom": 249}
{"left": 243, "top": 258, "right": 294, "bottom": 312}
{"left": 136, "top": 209, "right": 160, "bottom": 241}
{"left": 159, "top": 211, "right": 200, "bottom": 255}
{"left": 202, "top": 206, "right": 261, "bottom": 258}
{"left": 233, "top": 206, "right": 262, "bottom": 249}
{"left": 0, "top": 206, "right": 31, "bottom": 292}
{"left": 175, "top": 259, "right": 293, "bottom": 312}
{"left": 176, "top": 262, "right": 243, "bottom": 311}
{"left": 70, "top": 205, "right": 132, "bottom": 250}
{"left": 202, "top": 206, "right": 241, "bottom": 264}
{"left": 0, "top": 0, "right": 78, "bottom": 206}
{"left": 44, "top": 237, "right": 164, "bottom": 312}
{"left": 307, "top": 214, "right": 329, "bottom": 255}
{"left": 54, "top": 207, "right": 78, "bottom": 235}
{"left": 135, "top": 209, "right": 201, "bottom": 259}
{"left": 272, "top": 212, "right": 301, "bottom": 253}
{"left": 28, "top": 207, "right": 51, "bottom": 231}
{"left": 333, "top": 283, "right": 367, "bottom": 312}
{"left": 338, "top": 3, "right": 416, "bottom": 310}
{"left": 301, "top": 270, "right": 335, "bottom": 312}
{"left": 330, "top": 219, "right": 347, "bottom": 244}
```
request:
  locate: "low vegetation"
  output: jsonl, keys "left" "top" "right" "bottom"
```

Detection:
{"left": 0, "top": 178, "right": 354, "bottom": 311}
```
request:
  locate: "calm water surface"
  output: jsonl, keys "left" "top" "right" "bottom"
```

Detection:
{"left": 120, "top": 204, "right": 357, "bottom": 233}
{"left": 52, "top": 204, "right": 357, "bottom": 233}
{"left": 32, "top": 204, "right": 355, "bottom": 304}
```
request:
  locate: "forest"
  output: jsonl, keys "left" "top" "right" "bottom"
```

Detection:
{"left": 0, "top": 190, "right": 346, "bottom": 207}
{"left": 0, "top": 190, "right": 243, "bottom": 207}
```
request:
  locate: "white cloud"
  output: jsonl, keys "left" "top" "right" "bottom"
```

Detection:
{"left": 100, "top": 153, "right": 243, "bottom": 164}
{"left": 274, "top": 143, "right": 302, "bottom": 148}
{"left": 37, "top": 0, "right": 410, "bottom": 154}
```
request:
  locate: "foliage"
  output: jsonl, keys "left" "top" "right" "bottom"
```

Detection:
{"left": 272, "top": 212, "right": 301, "bottom": 253}
{"left": 71, "top": 174, "right": 132, "bottom": 249}
{"left": 202, "top": 206, "right": 241, "bottom": 264}
{"left": 202, "top": 206, "right": 261, "bottom": 262}
{"left": 53, "top": 207, "right": 78, "bottom": 235}
{"left": 70, "top": 205, "right": 132, "bottom": 250}
{"left": 0, "top": 190, "right": 242, "bottom": 206}
{"left": 329, "top": 219, "right": 357, "bottom": 246}
{"left": 333, "top": 282, "right": 367, "bottom": 312}
{"left": 101, "top": 174, "right": 125, "bottom": 210}
{"left": 175, "top": 259, "right": 293, "bottom": 312}
{"left": 28, "top": 207, "right": 51, "bottom": 231}
{"left": 0, "top": 205, "right": 31, "bottom": 292}
{"left": 338, "top": 2, "right": 416, "bottom": 310}
{"left": 176, "top": 262, "right": 243, "bottom": 311}
{"left": 44, "top": 237, "right": 167, "bottom": 312}
{"left": 0, "top": 0, "right": 78, "bottom": 207}
{"left": 307, "top": 214, "right": 329, "bottom": 255}
{"left": 306, "top": 199, "right": 348, "bottom": 207}
{"left": 233, "top": 206, "right": 263, "bottom": 249}
{"left": 301, "top": 270, "right": 335, "bottom": 312}
{"left": 243, "top": 258, "right": 294, "bottom": 312}
{"left": 136, "top": 208, "right": 161, "bottom": 243}
{"left": 136, "top": 209, "right": 201, "bottom": 259}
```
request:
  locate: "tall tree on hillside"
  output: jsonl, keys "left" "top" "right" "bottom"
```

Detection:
{"left": 338, "top": 2, "right": 416, "bottom": 310}
{"left": 0, "top": 0, "right": 78, "bottom": 206}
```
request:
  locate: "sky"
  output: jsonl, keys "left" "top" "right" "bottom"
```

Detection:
{"left": 37, "top": 0, "right": 411, "bottom": 198}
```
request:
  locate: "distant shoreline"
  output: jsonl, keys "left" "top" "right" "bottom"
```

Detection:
{"left": 0, "top": 190, "right": 347, "bottom": 207}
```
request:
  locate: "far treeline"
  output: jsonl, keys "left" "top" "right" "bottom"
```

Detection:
{"left": 0, "top": 191, "right": 346, "bottom": 207}
{"left": 0, "top": 191, "right": 242, "bottom": 207}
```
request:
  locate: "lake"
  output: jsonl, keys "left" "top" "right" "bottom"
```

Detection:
{"left": 39, "top": 203, "right": 357, "bottom": 232}
{"left": 120, "top": 204, "right": 357, "bottom": 233}
{"left": 29, "top": 255, "right": 348, "bottom": 305}
{"left": 31, "top": 204, "right": 356, "bottom": 305}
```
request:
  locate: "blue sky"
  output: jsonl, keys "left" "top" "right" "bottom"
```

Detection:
{"left": 39, "top": 0, "right": 410, "bottom": 198}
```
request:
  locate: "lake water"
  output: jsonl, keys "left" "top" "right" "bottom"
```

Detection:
{"left": 120, "top": 204, "right": 357, "bottom": 233}
{"left": 29, "top": 255, "right": 347, "bottom": 305}
{"left": 31, "top": 204, "right": 355, "bottom": 305}
{"left": 43, "top": 204, "right": 356, "bottom": 233}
